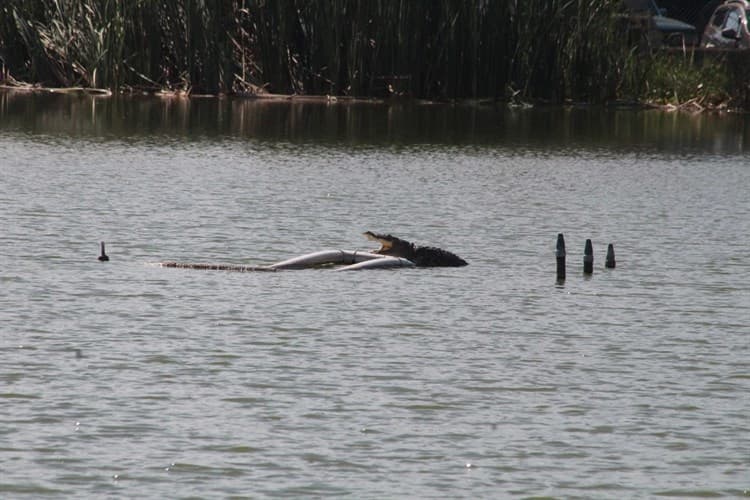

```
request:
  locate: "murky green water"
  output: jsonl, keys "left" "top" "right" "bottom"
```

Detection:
{"left": 1, "top": 91, "right": 748, "bottom": 498}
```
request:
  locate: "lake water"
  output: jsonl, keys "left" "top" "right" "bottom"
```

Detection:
{"left": 1, "top": 91, "right": 748, "bottom": 498}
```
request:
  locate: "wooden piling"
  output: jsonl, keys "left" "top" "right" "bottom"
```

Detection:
{"left": 605, "top": 243, "right": 616, "bottom": 269}
{"left": 98, "top": 241, "right": 109, "bottom": 262}
{"left": 556, "top": 233, "right": 566, "bottom": 281}
{"left": 583, "top": 239, "right": 593, "bottom": 274}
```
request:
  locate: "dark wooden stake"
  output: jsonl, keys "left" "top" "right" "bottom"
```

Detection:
{"left": 606, "top": 243, "right": 616, "bottom": 269}
{"left": 98, "top": 241, "right": 109, "bottom": 262}
{"left": 556, "top": 233, "right": 566, "bottom": 281}
{"left": 583, "top": 239, "right": 593, "bottom": 274}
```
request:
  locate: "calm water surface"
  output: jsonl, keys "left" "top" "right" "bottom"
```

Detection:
{"left": 1, "top": 92, "right": 748, "bottom": 498}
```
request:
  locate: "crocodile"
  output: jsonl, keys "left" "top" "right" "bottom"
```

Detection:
{"left": 363, "top": 231, "right": 468, "bottom": 267}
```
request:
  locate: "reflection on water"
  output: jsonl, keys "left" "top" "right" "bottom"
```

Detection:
{"left": 1, "top": 89, "right": 749, "bottom": 152}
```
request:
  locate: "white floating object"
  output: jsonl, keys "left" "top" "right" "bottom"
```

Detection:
{"left": 336, "top": 256, "right": 414, "bottom": 271}
{"left": 269, "top": 250, "right": 384, "bottom": 270}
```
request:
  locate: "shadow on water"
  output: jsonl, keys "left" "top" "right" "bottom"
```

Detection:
{"left": 1, "top": 90, "right": 749, "bottom": 153}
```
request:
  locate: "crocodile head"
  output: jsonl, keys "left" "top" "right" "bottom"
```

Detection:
{"left": 363, "top": 231, "right": 468, "bottom": 267}
{"left": 363, "top": 231, "right": 416, "bottom": 259}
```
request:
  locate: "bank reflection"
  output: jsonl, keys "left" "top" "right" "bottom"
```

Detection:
{"left": 1, "top": 90, "right": 747, "bottom": 153}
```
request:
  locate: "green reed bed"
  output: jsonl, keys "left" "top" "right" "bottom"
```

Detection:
{"left": 1, "top": 0, "right": 236, "bottom": 92}
{"left": 1, "top": 0, "right": 739, "bottom": 108}
{"left": 247, "top": 0, "right": 629, "bottom": 101}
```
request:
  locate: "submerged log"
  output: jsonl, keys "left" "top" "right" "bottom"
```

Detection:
{"left": 161, "top": 249, "right": 408, "bottom": 272}
{"left": 160, "top": 262, "right": 276, "bottom": 272}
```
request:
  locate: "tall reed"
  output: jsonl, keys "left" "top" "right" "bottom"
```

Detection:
{"left": 0, "top": 0, "right": 643, "bottom": 102}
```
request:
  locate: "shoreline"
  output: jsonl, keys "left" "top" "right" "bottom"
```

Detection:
{"left": 0, "top": 81, "right": 738, "bottom": 114}
{"left": 0, "top": 78, "right": 384, "bottom": 103}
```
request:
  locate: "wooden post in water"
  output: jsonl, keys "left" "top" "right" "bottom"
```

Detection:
{"left": 98, "top": 241, "right": 109, "bottom": 262}
{"left": 606, "top": 243, "right": 616, "bottom": 269}
{"left": 583, "top": 239, "right": 593, "bottom": 274}
{"left": 556, "top": 233, "right": 566, "bottom": 281}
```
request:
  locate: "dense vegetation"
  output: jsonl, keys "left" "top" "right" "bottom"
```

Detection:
{"left": 0, "top": 0, "right": 627, "bottom": 99}
{"left": 0, "top": 0, "right": 746, "bottom": 107}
